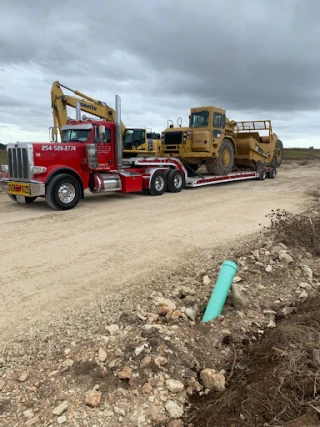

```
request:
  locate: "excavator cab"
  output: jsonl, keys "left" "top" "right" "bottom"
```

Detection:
{"left": 123, "top": 128, "right": 146, "bottom": 149}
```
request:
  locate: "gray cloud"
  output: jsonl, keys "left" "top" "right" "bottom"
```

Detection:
{"left": 0, "top": 0, "right": 319, "bottom": 147}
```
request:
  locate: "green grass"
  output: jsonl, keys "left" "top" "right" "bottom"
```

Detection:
{"left": 283, "top": 148, "right": 320, "bottom": 160}
{"left": 0, "top": 150, "right": 7, "bottom": 166}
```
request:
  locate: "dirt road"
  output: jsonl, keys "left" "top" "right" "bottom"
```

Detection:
{"left": 0, "top": 162, "right": 319, "bottom": 342}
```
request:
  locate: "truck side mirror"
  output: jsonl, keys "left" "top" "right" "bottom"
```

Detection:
{"left": 49, "top": 127, "right": 57, "bottom": 142}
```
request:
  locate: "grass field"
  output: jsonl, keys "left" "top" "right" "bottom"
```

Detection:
{"left": 0, "top": 148, "right": 319, "bottom": 167}
{"left": 283, "top": 147, "right": 320, "bottom": 160}
{"left": 0, "top": 150, "right": 7, "bottom": 166}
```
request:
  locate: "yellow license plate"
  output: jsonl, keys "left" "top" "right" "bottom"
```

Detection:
{"left": 8, "top": 182, "right": 31, "bottom": 196}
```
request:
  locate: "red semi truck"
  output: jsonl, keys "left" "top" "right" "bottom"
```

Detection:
{"left": 1, "top": 96, "right": 276, "bottom": 211}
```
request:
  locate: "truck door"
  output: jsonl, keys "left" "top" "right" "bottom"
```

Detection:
{"left": 95, "top": 126, "right": 115, "bottom": 170}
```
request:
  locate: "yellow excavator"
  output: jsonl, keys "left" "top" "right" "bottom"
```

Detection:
{"left": 50, "top": 81, "right": 161, "bottom": 157}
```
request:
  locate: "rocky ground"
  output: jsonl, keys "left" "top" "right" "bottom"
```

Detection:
{"left": 0, "top": 198, "right": 320, "bottom": 426}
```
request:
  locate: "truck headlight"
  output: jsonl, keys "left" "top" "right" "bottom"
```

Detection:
{"left": 1, "top": 165, "right": 8, "bottom": 172}
{"left": 31, "top": 166, "right": 47, "bottom": 174}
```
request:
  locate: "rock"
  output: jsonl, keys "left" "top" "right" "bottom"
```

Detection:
{"left": 84, "top": 389, "right": 102, "bottom": 407}
{"left": 233, "top": 276, "right": 242, "bottom": 283}
{"left": 231, "top": 284, "right": 248, "bottom": 311}
{"left": 168, "top": 420, "right": 184, "bottom": 427}
{"left": 98, "top": 347, "right": 107, "bottom": 362}
{"left": 142, "top": 383, "right": 152, "bottom": 393}
{"left": 185, "top": 307, "right": 196, "bottom": 321}
{"left": 200, "top": 369, "right": 226, "bottom": 392}
{"left": 178, "top": 286, "right": 196, "bottom": 297}
{"left": 105, "top": 324, "right": 120, "bottom": 335}
{"left": 271, "top": 245, "right": 283, "bottom": 255}
{"left": 302, "top": 266, "right": 313, "bottom": 280}
{"left": 165, "top": 400, "right": 184, "bottom": 418}
{"left": 252, "top": 249, "right": 260, "bottom": 260}
{"left": 134, "top": 344, "right": 147, "bottom": 356}
{"left": 19, "top": 371, "right": 29, "bottom": 381}
{"left": 203, "top": 275, "right": 211, "bottom": 286}
{"left": 299, "top": 290, "right": 308, "bottom": 298}
{"left": 279, "top": 243, "right": 287, "bottom": 249}
{"left": 25, "top": 417, "right": 40, "bottom": 426}
{"left": 58, "top": 416, "right": 67, "bottom": 425}
{"left": 155, "top": 356, "right": 168, "bottom": 367}
{"left": 62, "top": 358, "right": 74, "bottom": 368}
{"left": 265, "top": 265, "right": 272, "bottom": 273}
{"left": 279, "top": 250, "right": 294, "bottom": 264}
{"left": 267, "top": 319, "right": 276, "bottom": 328}
{"left": 23, "top": 409, "right": 34, "bottom": 419}
{"left": 0, "top": 358, "right": 5, "bottom": 367}
{"left": 166, "top": 379, "right": 184, "bottom": 393}
{"left": 299, "top": 282, "right": 312, "bottom": 289}
{"left": 140, "top": 356, "right": 151, "bottom": 368}
{"left": 118, "top": 367, "right": 132, "bottom": 379}
{"left": 114, "top": 406, "right": 126, "bottom": 416}
{"left": 154, "top": 297, "right": 176, "bottom": 311}
{"left": 52, "top": 400, "right": 68, "bottom": 416}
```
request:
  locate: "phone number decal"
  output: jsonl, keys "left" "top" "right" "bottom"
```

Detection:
{"left": 41, "top": 145, "right": 76, "bottom": 152}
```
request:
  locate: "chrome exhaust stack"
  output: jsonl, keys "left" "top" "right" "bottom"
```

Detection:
{"left": 115, "top": 95, "right": 123, "bottom": 172}
{"left": 75, "top": 101, "right": 81, "bottom": 120}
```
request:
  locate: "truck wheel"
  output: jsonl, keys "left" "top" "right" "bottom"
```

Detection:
{"left": 167, "top": 169, "right": 185, "bottom": 193}
{"left": 148, "top": 171, "right": 167, "bottom": 196}
{"left": 46, "top": 174, "right": 81, "bottom": 210}
{"left": 273, "top": 139, "right": 283, "bottom": 168}
{"left": 206, "top": 139, "right": 235, "bottom": 175}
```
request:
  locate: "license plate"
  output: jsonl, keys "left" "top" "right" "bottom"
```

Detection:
{"left": 8, "top": 182, "right": 31, "bottom": 196}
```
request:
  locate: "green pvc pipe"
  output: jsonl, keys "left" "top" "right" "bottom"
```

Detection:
{"left": 202, "top": 260, "right": 238, "bottom": 322}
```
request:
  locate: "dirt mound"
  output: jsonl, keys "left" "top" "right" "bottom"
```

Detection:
{"left": 264, "top": 206, "right": 320, "bottom": 257}
{"left": 185, "top": 295, "right": 320, "bottom": 427}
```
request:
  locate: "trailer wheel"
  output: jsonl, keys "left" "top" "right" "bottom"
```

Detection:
{"left": 273, "top": 139, "right": 283, "bottom": 168}
{"left": 167, "top": 169, "right": 185, "bottom": 193}
{"left": 148, "top": 171, "right": 167, "bottom": 196}
{"left": 259, "top": 169, "right": 267, "bottom": 180}
{"left": 268, "top": 168, "right": 276, "bottom": 179}
{"left": 46, "top": 174, "right": 81, "bottom": 210}
{"left": 206, "top": 139, "right": 235, "bottom": 175}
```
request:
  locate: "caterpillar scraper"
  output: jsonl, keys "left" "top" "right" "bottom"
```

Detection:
{"left": 50, "top": 81, "right": 161, "bottom": 157}
{"left": 160, "top": 105, "right": 283, "bottom": 175}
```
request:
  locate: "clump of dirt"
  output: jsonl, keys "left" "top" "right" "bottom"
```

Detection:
{"left": 264, "top": 208, "right": 320, "bottom": 256}
{"left": 185, "top": 295, "right": 320, "bottom": 427}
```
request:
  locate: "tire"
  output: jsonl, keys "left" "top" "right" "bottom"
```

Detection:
{"left": 8, "top": 195, "right": 37, "bottom": 203}
{"left": 148, "top": 171, "right": 167, "bottom": 196}
{"left": 273, "top": 139, "right": 283, "bottom": 168}
{"left": 206, "top": 139, "right": 235, "bottom": 175}
{"left": 46, "top": 174, "right": 81, "bottom": 210}
{"left": 268, "top": 168, "right": 276, "bottom": 179}
{"left": 259, "top": 169, "right": 267, "bottom": 180}
{"left": 167, "top": 169, "right": 185, "bottom": 193}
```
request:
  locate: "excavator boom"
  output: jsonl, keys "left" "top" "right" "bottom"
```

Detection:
{"left": 51, "top": 81, "right": 126, "bottom": 138}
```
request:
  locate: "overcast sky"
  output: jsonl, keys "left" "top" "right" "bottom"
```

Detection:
{"left": 0, "top": 0, "right": 319, "bottom": 147}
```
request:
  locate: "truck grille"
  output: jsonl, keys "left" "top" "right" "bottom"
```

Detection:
{"left": 164, "top": 131, "right": 182, "bottom": 145}
{"left": 8, "top": 147, "right": 30, "bottom": 180}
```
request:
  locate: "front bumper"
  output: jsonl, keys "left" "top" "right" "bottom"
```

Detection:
{"left": 1, "top": 179, "right": 46, "bottom": 197}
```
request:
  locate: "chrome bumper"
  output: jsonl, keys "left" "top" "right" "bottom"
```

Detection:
{"left": 1, "top": 179, "right": 46, "bottom": 197}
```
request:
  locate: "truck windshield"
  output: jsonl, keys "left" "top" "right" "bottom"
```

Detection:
{"left": 61, "top": 129, "right": 90, "bottom": 142}
{"left": 189, "top": 111, "right": 209, "bottom": 128}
